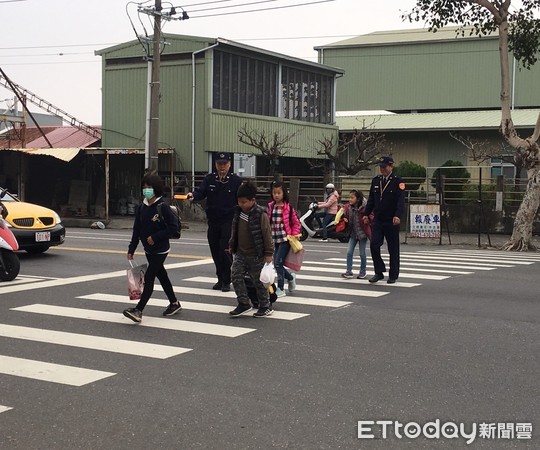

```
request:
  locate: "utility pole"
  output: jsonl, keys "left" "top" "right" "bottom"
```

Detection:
{"left": 147, "top": 0, "right": 162, "bottom": 173}
{"left": 135, "top": 2, "right": 189, "bottom": 173}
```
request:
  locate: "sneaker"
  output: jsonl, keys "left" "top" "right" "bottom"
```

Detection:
{"left": 319, "top": 239, "right": 329, "bottom": 242}
{"left": 287, "top": 273, "right": 296, "bottom": 293}
{"left": 163, "top": 301, "right": 182, "bottom": 316}
{"left": 212, "top": 282, "right": 222, "bottom": 290}
{"left": 253, "top": 307, "right": 273, "bottom": 317}
{"left": 387, "top": 278, "right": 397, "bottom": 284}
{"left": 229, "top": 304, "right": 252, "bottom": 316}
{"left": 221, "top": 283, "right": 231, "bottom": 292}
{"left": 357, "top": 270, "right": 367, "bottom": 279}
{"left": 123, "top": 307, "right": 142, "bottom": 323}
{"left": 275, "top": 287, "right": 286, "bottom": 298}
{"left": 341, "top": 271, "right": 354, "bottom": 279}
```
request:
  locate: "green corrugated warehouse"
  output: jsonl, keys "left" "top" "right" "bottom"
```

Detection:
{"left": 96, "top": 34, "right": 344, "bottom": 178}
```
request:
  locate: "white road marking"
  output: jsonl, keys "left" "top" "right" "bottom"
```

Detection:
{"left": 302, "top": 260, "right": 472, "bottom": 275}
{"left": 325, "top": 258, "right": 494, "bottom": 271}
{"left": 0, "top": 259, "right": 213, "bottom": 295}
{"left": 381, "top": 254, "right": 527, "bottom": 266}
{"left": 417, "top": 250, "right": 540, "bottom": 261}
{"left": 11, "top": 304, "right": 255, "bottom": 338}
{"left": 300, "top": 265, "right": 449, "bottom": 280}
{"left": 182, "top": 276, "right": 387, "bottom": 298}
{"left": 155, "top": 283, "right": 353, "bottom": 308}
{"left": 0, "top": 405, "right": 13, "bottom": 414}
{"left": 77, "top": 293, "right": 309, "bottom": 321}
{"left": 0, "top": 324, "right": 191, "bottom": 359}
{"left": 294, "top": 273, "right": 421, "bottom": 287}
{"left": 0, "top": 355, "right": 115, "bottom": 387}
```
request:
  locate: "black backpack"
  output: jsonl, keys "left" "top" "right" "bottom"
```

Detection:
{"left": 157, "top": 203, "right": 181, "bottom": 239}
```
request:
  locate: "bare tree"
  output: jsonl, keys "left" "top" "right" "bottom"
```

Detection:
{"left": 451, "top": 132, "right": 525, "bottom": 187}
{"left": 310, "top": 129, "right": 386, "bottom": 176}
{"left": 406, "top": 0, "right": 540, "bottom": 251}
{"left": 238, "top": 125, "right": 299, "bottom": 177}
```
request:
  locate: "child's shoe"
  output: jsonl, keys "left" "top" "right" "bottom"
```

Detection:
{"left": 357, "top": 269, "right": 367, "bottom": 279}
{"left": 229, "top": 304, "right": 252, "bottom": 316}
{"left": 275, "top": 287, "right": 286, "bottom": 297}
{"left": 287, "top": 273, "right": 296, "bottom": 293}
{"left": 341, "top": 271, "right": 354, "bottom": 279}
{"left": 253, "top": 307, "right": 273, "bottom": 317}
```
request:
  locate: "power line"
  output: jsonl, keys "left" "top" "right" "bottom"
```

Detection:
{"left": 188, "top": 0, "right": 336, "bottom": 18}
{"left": 187, "top": 0, "right": 278, "bottom": 14}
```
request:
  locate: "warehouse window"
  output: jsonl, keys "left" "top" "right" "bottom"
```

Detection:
{"left": 213, "top": 50, "right": 277, "bottom": 117}
{"left": 280, "top": 67, "right": 334, "bottom": 124}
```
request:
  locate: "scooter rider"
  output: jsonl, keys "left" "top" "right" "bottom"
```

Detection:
{"left": 316, "top": 183, "right": 340, "bottom": 242}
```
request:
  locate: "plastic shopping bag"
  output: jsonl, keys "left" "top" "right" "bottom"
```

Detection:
{"left": 287, "top": 235, "right": 303, "bottom": 253}
{"left": 259, "top": 262, "right": 276, "bottom": 286}
{"left": 284, "top": 248, "right": 304, "bottom": 272}
{"left": 127, "top": 260, "right": 147, "bottom": 300}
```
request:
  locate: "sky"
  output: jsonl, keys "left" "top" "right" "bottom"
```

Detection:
{"left": 0, "top": 0, "right": 422, "bottom": 125}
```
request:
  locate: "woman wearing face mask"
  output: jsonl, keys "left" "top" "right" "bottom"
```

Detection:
{"left": 123, "top": 174, "right": 181, "bottom": 323}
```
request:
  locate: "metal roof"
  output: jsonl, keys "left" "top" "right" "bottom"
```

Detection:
{"left": 96, "top": 33, "right": 344, "bottom": 74}
{"left": 315, "top": 26, "right": 496, "bottom": 50}
{"left": 336, "top": 109, "right": 540, "bottom": 132}
{"left": 0, "top": 126, "right": 100, "bottom": 149}
{"left": 0, "top": 147, "right": 81, "bottom": 162}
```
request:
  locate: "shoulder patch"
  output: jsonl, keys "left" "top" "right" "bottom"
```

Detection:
{"left": 399, "top": 183, "right": 406, "bottom": 190}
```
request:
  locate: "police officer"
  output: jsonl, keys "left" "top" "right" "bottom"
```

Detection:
{"left": 187, "top": 152, "right": 242, "bottom": 292}
{"left": 363, "top": 156, "right": 405, "bottom": 284}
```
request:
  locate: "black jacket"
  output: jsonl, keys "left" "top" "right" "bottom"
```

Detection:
{"left": 128, "top": 198, "right": 177, "bottom": 255}
{"left": 364, "top": 173, "right": 405, "bottom": 222}
{"left": 192, "top": 172, "right": 243, "bottom": 223}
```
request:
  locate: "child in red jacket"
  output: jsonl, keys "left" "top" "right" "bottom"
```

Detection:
{"left": 342, "top": 190, "right": 372, "bottom": 279}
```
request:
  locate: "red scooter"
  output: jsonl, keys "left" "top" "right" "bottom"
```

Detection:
{"left": 0, "top": 194, "right": 20, "bottom": 281}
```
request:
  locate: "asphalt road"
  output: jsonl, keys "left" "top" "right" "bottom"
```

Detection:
{"left": 0, "top": 228, "right": 538, "bottom": 449}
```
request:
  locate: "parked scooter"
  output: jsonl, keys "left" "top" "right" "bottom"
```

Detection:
{"left": 299, "top": 201, "right": 349, "bottom": 243}
{"left": 0, "top": 191, "right": 20, "bottom": 281}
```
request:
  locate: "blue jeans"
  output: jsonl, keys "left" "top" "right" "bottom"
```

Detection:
{"left": 274, "top": 241, "right": 293, "bottom": 290}
{"left": 321, "top": 213, "right": 336, "bottom": 239}
{"left": 346, "top": 237, "right": 367, "bottom": 273}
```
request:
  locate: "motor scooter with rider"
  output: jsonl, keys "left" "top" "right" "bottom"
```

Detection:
{"left": 299, "top": 195, "right": 349, "bottom": 243}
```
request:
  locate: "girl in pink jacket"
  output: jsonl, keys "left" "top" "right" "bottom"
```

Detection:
{"left": 268, "top": 181, "right": 301, "bottom": 297}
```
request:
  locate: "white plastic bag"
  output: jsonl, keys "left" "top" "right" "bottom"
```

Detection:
{"left": 127, "top": 260, "right": 147, "bottom": 300}
{"left": 259, "top": 262, "right": 276, "bottom": 286}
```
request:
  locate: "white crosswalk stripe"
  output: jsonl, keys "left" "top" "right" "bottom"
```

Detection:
{"left": 0, "top": 324, "right": 191, "bottom": 359}
{"left": 77, "top": 293, "right": 310, "bottom": 321}
{"left": 183, "top": 276, "right": 388, "bottom": 297}
{"left": 0, "top": 355, "right": 115, "bottom": 386}
{"left": 11, "top": 304, "right": 256, "bottom": 338}
{"left": 325, "top": 258, "right": 497, "bottom": 271}
{"left": 302, "top": 260, "right": 473, "bottom": 275}
{"left": 0, "top": 405, "right": 13, "bottom": 414}
{"left": 154, "top": 284, "right": 353, "bottom": 308}
{"left": 292, "top": 273, "right": 421, "bottom": 288}
{"left": 300, "top": 265, "right": 449, "bottom": 280}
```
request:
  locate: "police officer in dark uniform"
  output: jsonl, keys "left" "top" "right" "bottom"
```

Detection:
{"left": 363, "top": 156, "right": 405, "bottom": 284}
{"left": 187, "top": 152, "right": 242, "bottom": 292}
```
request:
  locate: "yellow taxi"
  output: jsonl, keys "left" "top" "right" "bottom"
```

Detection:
{"left": 0, "top": 188, "right": 65, "bottom": 253}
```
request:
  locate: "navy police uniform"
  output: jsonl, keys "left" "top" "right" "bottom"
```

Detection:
{"left": 364, "top": 157, "right": 405, "bottom": 282}
{"left": 192, "top": 153, "right": 242, "bottom": 287}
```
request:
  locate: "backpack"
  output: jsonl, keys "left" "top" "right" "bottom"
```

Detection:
{"left": 157, "top": 203, "right": 181, "bottom": 239}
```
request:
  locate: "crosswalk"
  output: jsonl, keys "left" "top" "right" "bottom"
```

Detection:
{"left": 1, "top": 249, "right": 539, "bottom": 412}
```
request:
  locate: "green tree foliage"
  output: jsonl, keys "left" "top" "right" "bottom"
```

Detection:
{"left": 394, "top": 160, "right": 426, "bottom": 191}
{"left": 404, "top": 0, "right": 540, "bottom": 250}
